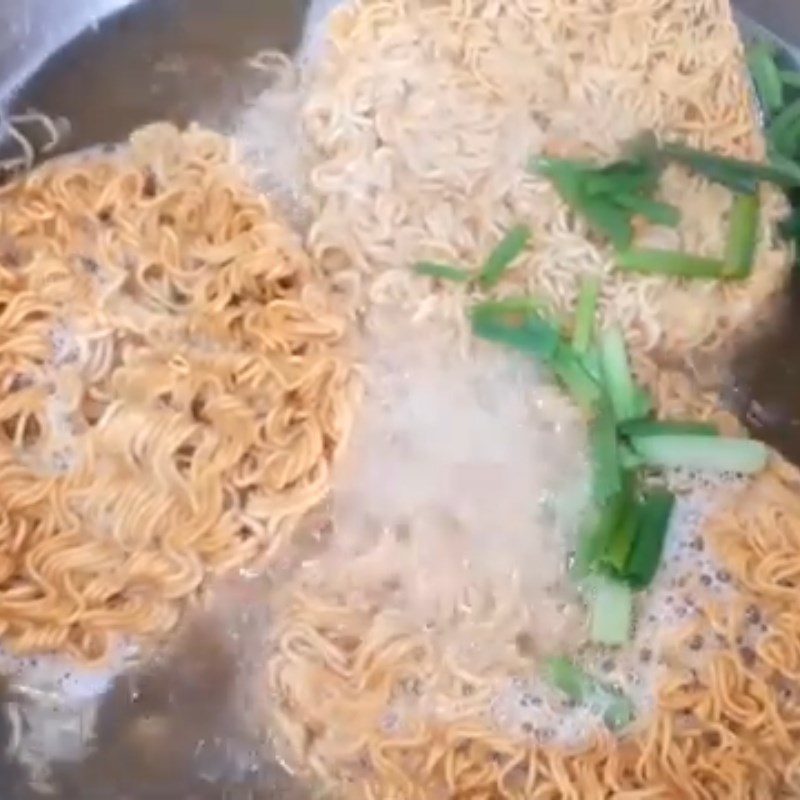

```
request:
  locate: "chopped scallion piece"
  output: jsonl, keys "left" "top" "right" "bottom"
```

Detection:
{"left": 618, "top": 419, "right": 719, "bottom": 439}
{"left": 779, "top": 70, "right": 800, "bottom": 89}
{"left": 599, "top": 327, "right": 638, "bottom": 422}
{"left": 662, "top": 141, "right": 800, "bottom": 191}
{"left": 747, "top": 42, "right": 784, "bottom": 113}
{"left": 582, "top": 159, "right": 661, "bottom": 197}
{"left": 724, "top": 193, "right": 760, "bottom": 278}
{"left": 572, "top": 276, "right": 601, "bottom": 355}
{"left": 590, "top": 402, "right": 622, "bottom": 502}
{"left": 767, "top": 149, "right": 800, "bottom": 185}
{"left": 617, "top": 248, "right": 726, "bottom": 279}
{"left": 628, "top": 434, "right": 768, "bottom": 474}
{"left": 630, "top": 386, "right": 654, "bottom": 421}
{"left": 413, "top": 261, "right": 472, "bottom": 282}
{"left": 470, "top": 305, "right": 561, "bottom": 360}
{"left": 589, "top": 576, "right": 633, "bottom": 646}
{"left": 471, "top": 296, "right": 547, "bottom": 317}
{"left": 542, "top": 657, "right": 634, "bottom": 731}
{"left": 625, "top": 489, "right": 675, "bottom": 590}
{"left": 600, "top": 499, "right": 640, "bottom": 577}
{"left": 478, "top": 225, "right": 531, "bottom": 289}
{"left": 769, "top": 97, "right": 800, "bottom": 160}
{"left": 573, "top": 475, "right": 633, "bottom": 578}
{"left": 551, "top": 343, "right": 603, "bottom": 412}
{"left": 580, "top": 197, "right": 634, "bottom": 251}
{"left": 615, "top": 194, "right": 680, "bottom": 227}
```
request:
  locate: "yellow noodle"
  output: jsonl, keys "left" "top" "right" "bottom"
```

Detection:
{"left": 263, "top": 0, "right": 800, "bottom": 796}
{"left": 0, "top": 123, "right": 357, "bottom": 662}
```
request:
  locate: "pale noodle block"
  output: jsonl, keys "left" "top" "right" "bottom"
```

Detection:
{"left": 304, "top": 0, "right": 790, "bottom": 363}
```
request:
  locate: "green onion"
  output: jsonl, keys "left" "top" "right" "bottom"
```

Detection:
{"left": 582, "top": 159, "right": 661, "bottom": 197}
{"left": 724, "top": 193, "right": 760, "bottom": 278}
{"left": 572, "top": 276, "right": 601, "bottom": 355}
{"left": 661, "top": 141, "right": 800, "bottom": 191}
{"left": 471, "top": 296, "right": 548, "bottom": 317}
{"left": 747, "top": 42, "right": 784, "bottom": 113}
{"left": 769, "top": 97, "right": 800, "bottom": 160}
{"left": 572, "top": 506, "right": 604, "bottom": 579}
{"left": 767, "top": 149, "right": 800, "bottom": 185}
{"left": 599, "top": 327, "right": 638, "bottom": 422}
{"left": 590, "top": 402, "right": 622, "bottom": 502}
{"left": 618, "top": 419, "right": 719, "bottom": 439}
{"left": 600, "top": 499, "right": 640, "bottom": 576}
{"left": 470, "top": 307, "right": 561, "bottom": 360}
{"left": 615, "top": 194, "right": 680, "bottom": 227}
{"left": 542, "top": 657, "right": 634, "bottom": 730}
{"left": 617, "top": 248, "right": 726, "bottom": 279}
{"left": 573, "top": 475, "right": 633, "bottom": 578}
{"left": 779, "top": 70, "right": 800, "bottom": 89}
{"left": 543, "top": 656, "right": 586, "bottom": 699}
{"left": 630, "top": 386, "right": 654, "bottom": 421}
{"left": 478, "top": 224, "right": 532, "bottom": 289}
{"left": 413, "top": 261, "right": 473, "bottom": 282}
{"left": 625, "top": 489, "right": 675, "bottom": 590}
{"left": 580, "top": 197, "right": 634, "bottom": 251}
{"left": 619, "top": 442, "right": 643, "bottom": 470}
{"left": 589, "top": 576, "right": 633, "bottom": 646}
{"left": 628, "top": 434, "right": 768, "bottom": 474}
{"left": 551, "top": 343, "right": 603, "bottom": 412}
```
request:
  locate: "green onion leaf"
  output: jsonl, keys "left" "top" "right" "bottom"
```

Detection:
{"left": 470, "top": 305, "right": 561, "bottom": 360}
{"left": 630, "top": 386, "right": 654, "bottom": 421}
{"left": 551, "top": 343, "right": 603, "bottom": 412}
{"left": 542, "top": 657, "right": 634, "bottom": 731}
{"left": 769, "top": 97, "right": 800, "bottom": 160}
{"left": 618, "top": 419, "right": 719, "bottom": 439}
{"left": 582, "top": 160, "right": 661, "bottom": 197}
{"left": 615, "top": 194, "right": 680, "bottom": 227}
{"left": 747, "top": 42, "right": 784, "bottom": 113}
{"left": 478, "top": 225, "right": 532, "bottom": 289}
{"left": 573, "top": 474, "right": 634, "bottom": 578}
{"left": 628, "top": 434, "right": 768, "bottom": 474}
{"left": 625, "top": 489, "right": 675, "bottom": 590}
{"left": 662, "top": 141, "right": 800, "bottom": 191}
{"left": 589, "top": 576, "right": 633, "bottom": 646}
{"left": 580, "top": 198, "right": 634, "bottom": 251}
{"left": 779, "top": 70, "right": 800, "bottom": 89}
{"left": 599, "top": 327, "right": 638, "bottom": 422}
{"left": 767, "top": 149, "right": 800, "bottom": 186}
{"left": 724, "top": 193, "right": 760, "bottom": 278}
{"left": 617, "top": 248, "right": 726, "bottom": 279}
{"left": 471, "top": 296, "right": 548, "bottom": 317}
{"left": 590, "top": 401, "right": 622, "bottom": 503}
{"left": 413, "top": 261, "right": 473, "bottom": 283}
{"left": 572, "top": 276, "right": 601, "bottom": 355}
{"left": 600, "top": 497, "right": 641, "bottom": 577}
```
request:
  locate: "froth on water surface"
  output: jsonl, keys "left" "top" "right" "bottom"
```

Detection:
{"left": 301, "top": 313, "right": 592, "bottom": 659}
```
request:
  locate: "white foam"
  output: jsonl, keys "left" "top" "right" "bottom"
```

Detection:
{"left": 490, "top": 478, "right": 746, "bottom": 747}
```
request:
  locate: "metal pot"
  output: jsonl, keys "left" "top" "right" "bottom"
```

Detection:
{"left": 0, "top": 2, "right": 798, "bottom": 799}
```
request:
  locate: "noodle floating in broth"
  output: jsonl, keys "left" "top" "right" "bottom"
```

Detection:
{"left": 0, "top": 123, "right": 357, "bottom": 662}
{"left": 0, "top": 0, "right": 799, "bottom": 797}
{"left": 261, "top": 0, "right": 800, "bottom": 797}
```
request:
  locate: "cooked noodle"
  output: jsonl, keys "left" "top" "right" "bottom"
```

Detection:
{"left": 302, "top": 0, "right": 790, "bottom": 362}
{"left": 0, "top": 123, "right": 357, "bottom": 662}
{"left": 262, "top": 0, "right": 800, "bottom": 797}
